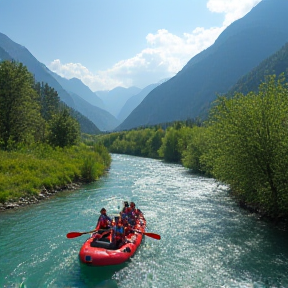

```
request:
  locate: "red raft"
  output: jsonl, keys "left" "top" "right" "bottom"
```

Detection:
{"left": 79, "top": 217, "right": 146, "bottom": 266}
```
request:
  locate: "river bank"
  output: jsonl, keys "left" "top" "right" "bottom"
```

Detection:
{"left": 1, "top": 154, "right": 288, "bottom": 288}
{"left": 0, "top": 182, "right": 82, "bottom": 212}
{"left": 0, "top": 144, "right": 111, "bottom": 211}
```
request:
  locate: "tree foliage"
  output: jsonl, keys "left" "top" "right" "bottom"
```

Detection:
{"left": 99, "top": 127, "right": 165, "bottom": 158}
{"left": 181, "top": 126, "right": 209, "bottom": 174}
{"left": 97, "top": 75, "right": 288, "bottom": 219}
{"left": 34, "top": 82, "right": 60, "bottom": 121}
{"left": 0, "top": 61, "right": 44, "bottom": 149}
{"left": 0, "top": 60, "right": 81, "bottom": 149}
{"left": 158, "top": 127, "right": 181, "bottom": 162}
{"left": 205, "top": 75, "right": 288, "bottom": 216}
{"left": 48, "top": 108, "right": 80, "bottom": 148}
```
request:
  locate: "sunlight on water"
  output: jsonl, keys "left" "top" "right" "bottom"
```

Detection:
{"left": 0, "top": 154, "right": 288, "bottom": 287}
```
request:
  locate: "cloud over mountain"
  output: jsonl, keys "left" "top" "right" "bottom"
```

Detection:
{"left": 48, "top": 0, "right": 260, "bottom": 91}
{"left": 207, "top": 0, "right": 261, "bottom": 26}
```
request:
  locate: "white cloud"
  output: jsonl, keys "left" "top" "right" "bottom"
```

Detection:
{"left": 48, "top": 0, "right": 261, "bottom": 91}
{"left": 49, "top": 27, "right": 222, "bottom": 91}
{"left": 49, "top": 59, "right": 123, "bottom": 91}
{"left": 207, "top": 0, "right": 262, "bottom": 27}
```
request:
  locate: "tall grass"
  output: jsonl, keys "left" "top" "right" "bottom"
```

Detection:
{"left": 0, "top": 143, "right": 111, "bottom": 203}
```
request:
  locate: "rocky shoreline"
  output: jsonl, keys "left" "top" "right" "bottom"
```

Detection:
{"left": 0, "top": 182, "right": 82, "bottom": 212}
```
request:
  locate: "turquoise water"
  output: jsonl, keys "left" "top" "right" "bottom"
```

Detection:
{"left": 0, "top": 154, "right": 288, "bottom": 288}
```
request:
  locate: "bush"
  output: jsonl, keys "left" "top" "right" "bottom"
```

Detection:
{"left": 81, "top": 157, "right": 104, "bottom": 182}
{"left": 0, "top": 143, "right": 111, "bottom": 203}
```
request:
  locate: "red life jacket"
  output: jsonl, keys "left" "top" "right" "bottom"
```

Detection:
{"left": 96, "top": 214, "right": 111, "bottom": 230}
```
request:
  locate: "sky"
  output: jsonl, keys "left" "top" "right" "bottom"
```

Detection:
{"left": 0, "top": 0, "right": 261, "bottom": 92}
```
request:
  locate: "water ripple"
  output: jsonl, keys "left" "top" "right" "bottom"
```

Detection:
{"left": 0, "top": 154, "right": 288, "bottom": 287}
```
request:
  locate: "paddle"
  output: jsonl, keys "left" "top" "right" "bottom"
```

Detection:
{"left": 67, "top": 229, "right": 161, "bottom": 240}
{"left": 66, "top": 229, "right": 97, "bottom": 239}
{"left": 142, "top": 232, "right": 161, "bottom": 240}
{"left": 133, "top": 230, "right": 161, "bottom": 240}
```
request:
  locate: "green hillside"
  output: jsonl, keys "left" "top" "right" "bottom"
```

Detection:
{"left": 228, "top": 42, "right": 288, "bottom": 96}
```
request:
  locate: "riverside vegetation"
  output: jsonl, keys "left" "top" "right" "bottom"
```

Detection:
{"left": 97, "top": 75, "right": 288, "bottom": 222}
{"left": 0, "top": 60, "right": 111, "bottom": 208}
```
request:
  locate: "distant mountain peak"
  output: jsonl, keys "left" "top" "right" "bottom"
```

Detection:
{"left": 95, "top": 86, "right": 142, "bottom": 118}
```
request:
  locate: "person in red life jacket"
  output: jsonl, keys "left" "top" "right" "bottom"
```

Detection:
{"left": 129, "top": 202, "right": 142, "bottom": 218}
{"left": 111, "top": 217, "right": 125, "bottom": 248}
{"left": 120, "top": 213, "right": 134, "bottom": 236}
{"left": 121, "top": 201, "right": 130, "bottom": 213}
{"left": 96, "top": 208, "right": 112, "bottom": 231}
{"left": 120, "top": 201, "right": 132, "bottom": 225}
{"left": 120, "top": 201, "right": 130, "bottom": 219}
{"left": 124, "top": 222, "right": 134, "bottom": 237}
{"left": 125, "top": 202, "right": 136, "bottom": 226}
{"left": 121, "top": 214, "right": 129, "bottom": 228}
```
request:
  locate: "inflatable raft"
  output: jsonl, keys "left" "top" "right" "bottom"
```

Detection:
{"left": 79, "top": 216, "right": 146, "bottom": 266}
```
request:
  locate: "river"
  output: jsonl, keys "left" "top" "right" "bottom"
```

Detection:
{"left": 0, "top": 154, "right": 288, "bottom": 288}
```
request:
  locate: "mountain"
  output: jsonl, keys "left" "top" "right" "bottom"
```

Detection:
{"left": 227, "top": 41, "right": 288, "bottom": 96}
{"left": 0, "top": 46, "right": 12, "bottom": 61}
{"left": 0, "top": 33, "right": 75, "bottom": 108}
{"left": 117, "top": 83, "right": 160, "bottom": 122}
{"left": 50, "top": 72, "right": 105, "bottom": 109}
{"left": 70, "top": 109, "right": 101, "bottom": 134}
{"left": 69, "top": 92, "right": 119, "bottom": 131}
{"left": 48, "top": 72, "right": 120, "bottom": 130}
{"left": 117, "top": 0, "right": 288, "bottom": 131}
{"left": 96, "top": 86, "right": 141, "bottom": 118}
{"left": 0, "top": 32, "right": 118, "bottom": 131}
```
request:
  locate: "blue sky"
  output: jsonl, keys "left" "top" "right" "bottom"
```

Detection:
{"left": 0, "top": 0, "right": 261, "bottom": 91}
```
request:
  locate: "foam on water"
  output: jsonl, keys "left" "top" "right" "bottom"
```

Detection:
{"left": 0, "top": 154, "right": 288, "bottom": 287}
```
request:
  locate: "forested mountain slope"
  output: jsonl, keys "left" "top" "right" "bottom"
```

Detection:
{"left": 0, "top": 32, "right": 118, "bottom": 132}
{"left": 227, "top": 41, "right": 288, "bottom": 96}
{"left": 117, "top": 0, "right": 288, "bottom": 131}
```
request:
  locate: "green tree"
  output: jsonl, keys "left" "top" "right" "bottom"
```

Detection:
{"left": 181, "top": 126, "right": 209, "bottom": 174}
{"left": 0, "top": 60, "right": 43, "bottom": 149}
{"left": 34, "top": 82, "right": 60, "bottom": 121}
{"left": 205, "top": 75, "right": 288, "bottom": 217}
{"left": 158, "top": 127, "right": 181, "bottom": 162}
{"left": 146, "top": 128, "right": 165, "bottom": 158}
{"left": 48, "top": 108, "right": 80, "bottom": 147}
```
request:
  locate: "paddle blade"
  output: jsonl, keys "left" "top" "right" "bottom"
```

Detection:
{"left": 66, "top": 232, "right": 83, "bottom": 238}
{"left": 143, "top": 232, "right": 161, "bottom": 240}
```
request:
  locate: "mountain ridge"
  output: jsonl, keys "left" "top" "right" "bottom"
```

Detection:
{"left": 116, "top": 0, "right": 288, "bottom": 131}
{"left": 117, "top": 83, "right": 160, "bottom": 122}
{"left": 50, "top": 73, "right": 105, "bottom": 110}
{"left": 0, "top": 32, "right": 119, "bottom": 131}
{"left": 227, "top": 41, "right": 288, "bottom": 96}
{"left": 96, "top": 86, "right": 141, "bottom": 118}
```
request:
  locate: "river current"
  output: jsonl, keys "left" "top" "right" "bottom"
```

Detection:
{"left": 0, "top": 154, "right": 287, "bottom": 288}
